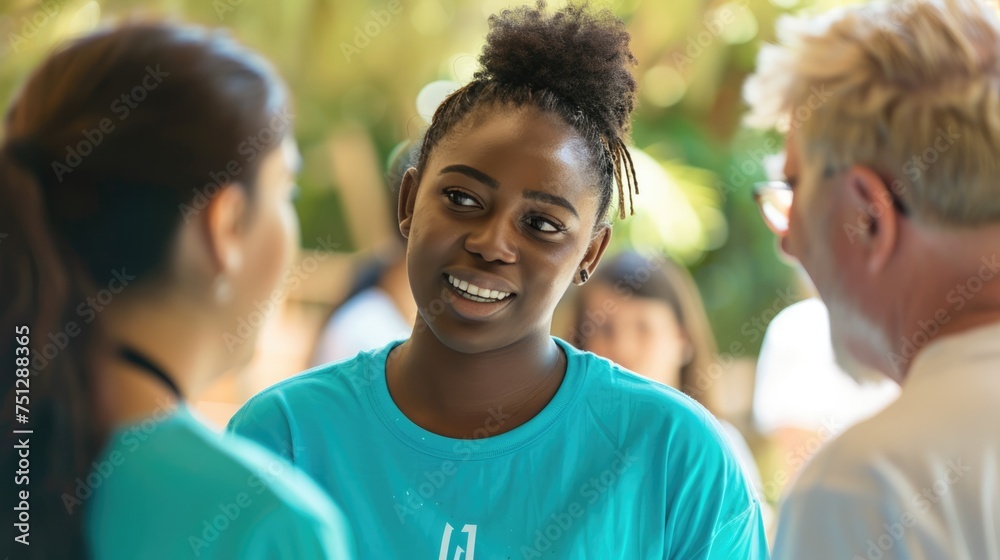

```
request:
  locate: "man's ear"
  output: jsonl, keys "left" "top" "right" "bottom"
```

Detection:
{"left": 398, "top": 167, "right": 420, "bottom": 239}
{"left": 204, "top": 183, "right": 248, "bottom": 275}
{"left": 574, "top": 224, "right": 612, "bottom": 286}
{"left": 844, "top": 164, "right": 899, "bottom": 273}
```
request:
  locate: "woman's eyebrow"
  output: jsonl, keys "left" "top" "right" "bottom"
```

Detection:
{"left": 439, "top": 164, "right": 499, "bottom": 189}
{"left": 439, "top": 164, "right": 579, "bottom": 217}
{"left": 524, "top": 190, "right": 578, "bottom": 218}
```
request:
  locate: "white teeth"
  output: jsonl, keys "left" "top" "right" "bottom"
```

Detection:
{"left": 446, "top": 275, "right": 512, "bottom": 302}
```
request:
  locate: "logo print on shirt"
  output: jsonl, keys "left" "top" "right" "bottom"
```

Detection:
{"left": 438, "top": 523, "right": 477, "bottom": 560}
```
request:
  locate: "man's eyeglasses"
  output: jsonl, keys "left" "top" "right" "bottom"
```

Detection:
{"left": 752, "top": 174, "right": 908, "bottom": 236}
{"left": 752, "top": 181, "right": 795, "bottom": 235}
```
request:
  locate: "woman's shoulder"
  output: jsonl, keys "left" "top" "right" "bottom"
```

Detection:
{"left": 561, "top": 340, "right": 732, "bottom": 452}
{"left": 108, "top": 408, "right": 331, "bottom": 513}
{"left": 216, "top": 429, "right": 346, "bottom": 524}
{"left": 563, "top": 344, "right": 758, "bottom": 513}
{"left": 90, "top": 409, "right": 352, "bottom": 557}
{"left": 563, "top": 341, "right": 710, "bottom": 418}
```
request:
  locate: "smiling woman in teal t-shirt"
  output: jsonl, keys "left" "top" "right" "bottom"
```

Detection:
{"left": 231, "top": 4, "right": 768, "bottom": 559}
{"left": 231, "top": 339, "right": 767, "bottom": 559}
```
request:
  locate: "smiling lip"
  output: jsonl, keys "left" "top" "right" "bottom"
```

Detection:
{"left": 445, "top": 274, "right": 513, "bottom": 302}
{"left": 442, "top": 270, "right": 517, "bottom": 299}
{"left": 440, "top": 270, "right": 518, "bottom": 315}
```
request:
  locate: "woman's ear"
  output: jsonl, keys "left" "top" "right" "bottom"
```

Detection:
{"left": 398, "top": 167, "right": 419, "bottom": 239}
{"left": 680, "top": 334, "right": 695, "bottom": 366}
{"left": 204, "top": 183, "right": 248, "bottom": 275}
{"left": 574, "top": 224, "right": 612, "bottom": 286}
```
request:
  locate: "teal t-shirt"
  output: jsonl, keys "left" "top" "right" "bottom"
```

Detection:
{"left": 85, "top": 406, "right": 355, "bottom": 559}
{"left": 228, "top": 338, "right": 769, "bottom": 559}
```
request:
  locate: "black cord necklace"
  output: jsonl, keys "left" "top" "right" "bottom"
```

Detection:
{"left": 118, "top": 347, "right": 183, "bottom": 401}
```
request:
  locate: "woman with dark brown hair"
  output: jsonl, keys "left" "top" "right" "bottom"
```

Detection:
{"left": 0, "top": 23, "right": 353, "bottom": 559}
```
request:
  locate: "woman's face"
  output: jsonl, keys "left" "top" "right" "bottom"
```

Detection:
{"left": 399, "top": 105, "right": 610, "bottom": 354}
{"left": 578, "top": 283, "right": 688, "bottom": 388}
{"left": 229, "top": 136, "right": 301, "bottom": 360}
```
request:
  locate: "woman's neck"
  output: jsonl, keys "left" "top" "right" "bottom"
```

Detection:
{"left": 94, "top": 297, "right": 221, "bottom": 429}
{"left": 95, "top": 358, "right": 183, "bottom": 429}
{"left": 385, "top": 318, "right": 566, "bottom": 439}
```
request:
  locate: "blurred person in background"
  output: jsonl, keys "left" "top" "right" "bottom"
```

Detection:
{"left": 745, "top": 0, "right": 1000, "bottom": 557}
{"left": 0, "top": 22, "right": 353, "bottom": 559}
{"left": 572, "top": 250, "right": 768, "bottom": 507}
{"left": 230, "top": 3, "right": 768, "bottom": 558}
{"left": 310, "top": 142, "right": 417, "bottom": 366}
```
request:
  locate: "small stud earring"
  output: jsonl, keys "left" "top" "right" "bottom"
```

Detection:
{"left": 214, "top": 275, "right": 232, "bottom": 304}
{"left": 579, "top": 269, "right": 589, "bottom": 283}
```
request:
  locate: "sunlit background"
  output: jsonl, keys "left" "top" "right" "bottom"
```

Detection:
{"left": 1, "top": 0, "right": 888, "bottom": 525}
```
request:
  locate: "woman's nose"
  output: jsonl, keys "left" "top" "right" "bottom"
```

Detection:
{"left": 464, "top": 216, "right": 518, "bottom": 264}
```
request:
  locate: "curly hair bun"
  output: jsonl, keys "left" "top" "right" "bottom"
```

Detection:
{"left": 476, "top": 1, "right": 637, "bottom": 139}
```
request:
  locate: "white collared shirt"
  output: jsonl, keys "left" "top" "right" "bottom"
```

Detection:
{"left": 773, "top": 321, "right": 1000, "bottom": 560}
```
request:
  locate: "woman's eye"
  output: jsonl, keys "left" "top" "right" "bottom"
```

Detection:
{"left": 527, "top": 216, "right": 563, "bottom": 233}
{"left": 446, "top": 190, "right": 479, "bottom": 208}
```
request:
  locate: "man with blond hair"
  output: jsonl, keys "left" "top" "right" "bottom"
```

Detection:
{"left": 743, "top": 0, "right": 1000, "bottom": 558}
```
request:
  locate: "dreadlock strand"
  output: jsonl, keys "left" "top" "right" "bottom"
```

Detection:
{"left": 611, "top": 147, "right": 626, "bottom": 220}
